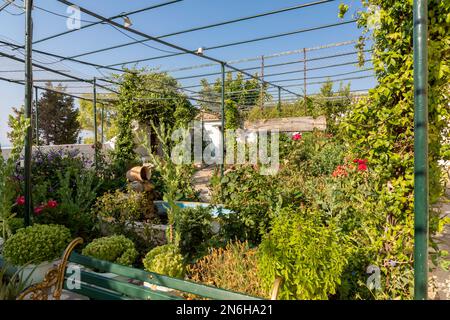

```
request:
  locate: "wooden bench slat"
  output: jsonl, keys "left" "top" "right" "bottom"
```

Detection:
{"left": 69, "top": 252, "right": 261, "bottom": 300}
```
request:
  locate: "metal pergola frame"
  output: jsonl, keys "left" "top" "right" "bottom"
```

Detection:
{"left": 1, "top": 0, "right": 428, "bottom": 299}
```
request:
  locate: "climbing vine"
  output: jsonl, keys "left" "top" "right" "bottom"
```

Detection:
{"left": 340, "top": 0, "right": 450, "bottom": 298}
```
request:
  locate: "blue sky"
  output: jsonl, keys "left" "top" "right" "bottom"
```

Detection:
{"left": 0, "top": 0, "right": 376, "bottom": 146}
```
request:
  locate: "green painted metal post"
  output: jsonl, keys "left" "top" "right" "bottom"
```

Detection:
{"left": 101, "top": 104, "right": 105, "bottom": 145}
{"left": 34, "top": 86, "right": 39, "bottom": 146}
{"left": 220, "top": 62, "right": 225, "bottom": 178}
{"left": 413, "top": 0, "right": 429, "bottom": 300}
{"left": 277, "top": 86, "right": 281, "bottom": 111}
{"left": 24, "top": 0, "right": 34, "bottom": 227}
{"left": 93, "top": 77, "right": 98, "bottom": 167}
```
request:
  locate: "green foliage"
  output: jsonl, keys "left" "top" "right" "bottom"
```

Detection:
{"left": 282, "top": 131, "right": 346, "bottom": 177}
{"left": 211, "top": 165, "right": 280, "bottom": 244}
{"left": 316, "top": 80, "right": 352, "bottom": 133}
{"left": 173, "top": 206, "right": 212, "bottom": 262}
{"left": 111, "top": 70, "right": 198, "bottom": 170}
{"left": 337, "top": 0, "right": 450, "bottom": 298}
{"left": 3, "top": 224, "right": 71, "bottom": 266}
{"left": 224, "top": 99, "right": 240, "bottom": 130}
{"left": 36, "top": 83, "right": 80, "bottom": 145}
{"left": 82, "top": 235, "right": 138, "bottom": 266}
{"left": 141, "top": 121, "right": 198, "bottom": 245}
{"left": 142, "top": 244, "right": 185, "bottom": 278}
{"left": 0, "top": 218, "right": 24, "bottom": 236}
{"left": 198, "top": 72, "right": 264, "bottom": 111}
{"left": 188, "top": 241, "right": 269, "bottom": 298}
{"left": 0, "top": 264, "right": 32, "bottom": 300}
{"left": 338, "top": 3, "right": 349, "bottom": 19}
{"left": 245, "top": 101, "right": 309, "bottom": 121}
{"left": 93, "top": 188, "right": 156, "bottom": 224}
{"left": 258, "top": 207, "right": 348, "bottom": 300}
{"left": 34, "top": 167, "right": 101, "bottom": 240}
{"left": 78, "top": 93, "right": 118, "bottom": 143}
{"left": 0, "top": 114, "right": 29, "bottom": 240}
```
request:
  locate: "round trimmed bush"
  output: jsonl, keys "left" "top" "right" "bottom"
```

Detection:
{"left": 143, "top": 244, "right": 185, "bottom": 278}
{"left": 82, "top": 235, "right": 138, "bottom": 266}
{"left": 3, "top": 224, "right": 71, "bottom": 266}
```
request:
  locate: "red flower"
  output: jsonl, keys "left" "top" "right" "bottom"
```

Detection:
{"left": 357, "top": 163, "right": 368, "bottom": 171}
{"left": 292, "top": 133, "right": 302, "bottom": 141}
{"left": 34, "top": 206, "right": 44, "bottom": 215}
{"left": 353, "top": 159, "right": 368, "bottom": 165}
{"left": 16, "top": 195, "right": 25, "bottom": 206}
{"left": 47, "top": 200, "right": 58, "bottom": 208}
{"left": 353, "top": 159, "right": 368, "bottom": 171}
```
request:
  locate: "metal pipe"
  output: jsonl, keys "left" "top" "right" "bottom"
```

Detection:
{"left": 260, "top": 55, "right": 264, "bottom": 109}
{"left": 278, "top": 87, "right": 281, "bottom": 111}
{"left": 221, "top": 63, "right": 225, "bottom": 178}
{"left": 24, "top": 0, "right": 33, "bottom": 227}
{"left": 101, "top": 104, "right": 105, "bottom": 145}
{"left": 34, "top": 86, "right": 38, "bottom": 146}
{"left": 413, "top": 0, "right": 429, "bottom": 300}
{"left": 93, "top": 77, "right": 98, "bottom": 167}
{"left": 303, "top": 47, "right": 307, "bottom": 111}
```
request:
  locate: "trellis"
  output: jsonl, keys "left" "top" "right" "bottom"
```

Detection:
{"left": 0, "top": 0, "right": 429, "bottom": 299}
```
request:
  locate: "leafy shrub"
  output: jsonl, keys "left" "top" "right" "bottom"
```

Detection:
{"left": 93, "top": 188, "right": 157, "bottom": 224}
{"left": 142, "top": 244, "right": 185, "bottom": 278}
{"left": 15, "top": 147, "right": 87, "bottom": 194}
{"left": 34, "top": 168, "right": 101, "bottom": 240}
{"left": 81, "top": 235, "right": 138, "bottom": 266}
{"left": 210, "top": 165, "right": 280, "bottom": 244}
{"left": 3, "top": 224, "right": 71, "bottom": 266}
{"left": 174, "top": 206, "right": 212, "bottom": 262}
{"left": 258, "top": 207, "right": 348, "bottom": 300}
{"left": 188, "top": 241, "right": 269, "bottom": 298}
{"left": 92, "top": 189, "right": 160, "bottom": 264}
{"left": 281, "top": 131, "right": 345, "bottom": 177}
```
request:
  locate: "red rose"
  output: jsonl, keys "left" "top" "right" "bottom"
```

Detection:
{"left": 47, "top": 200, "right": 58, "bottom": 208}
{"left": 34, "top": 206, "right": 44, "bottom": 215}
{"left": 16, "top": 195, "right": 25, "bottom": 206}
{"left": 292, "top": 133, "right": 302, "bottom": 141}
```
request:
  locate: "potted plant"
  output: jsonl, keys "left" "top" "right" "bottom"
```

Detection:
{"left": 1, "top": 224, "right": 71, "bottom": 285}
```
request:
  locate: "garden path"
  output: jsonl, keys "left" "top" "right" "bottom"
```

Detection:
{"left": 191, "top": 166, "right": 215, "bottom": 202}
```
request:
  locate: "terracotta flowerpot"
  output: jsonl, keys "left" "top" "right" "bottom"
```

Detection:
{"left": 126, "top": 166, "right": 152, "bottom": 182}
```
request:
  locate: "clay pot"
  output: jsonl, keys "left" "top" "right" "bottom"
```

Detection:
{"left": 126, "top": 166, "right": 151, "bottom": 182}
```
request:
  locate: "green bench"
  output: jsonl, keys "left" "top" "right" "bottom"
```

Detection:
{"left": 1, "top": 238, "right": 264, "bottom": 300}
{"left": 64, "top": 251, "right": 262, "bottom": 300}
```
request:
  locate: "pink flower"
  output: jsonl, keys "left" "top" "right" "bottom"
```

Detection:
{"left": 47, "top": 200, "right": 58, "bottom": 208}
{"left": 292, "top": 133, "right": 302, "bottom": 141}
{"left": 34, "top": 206, "right": 44, "bottom": 215}
{"left": 332, "top": 165, "right": 348, "bottom": 177}
{"left": 16, "top": 195, "right": 25, "bottom": 206}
